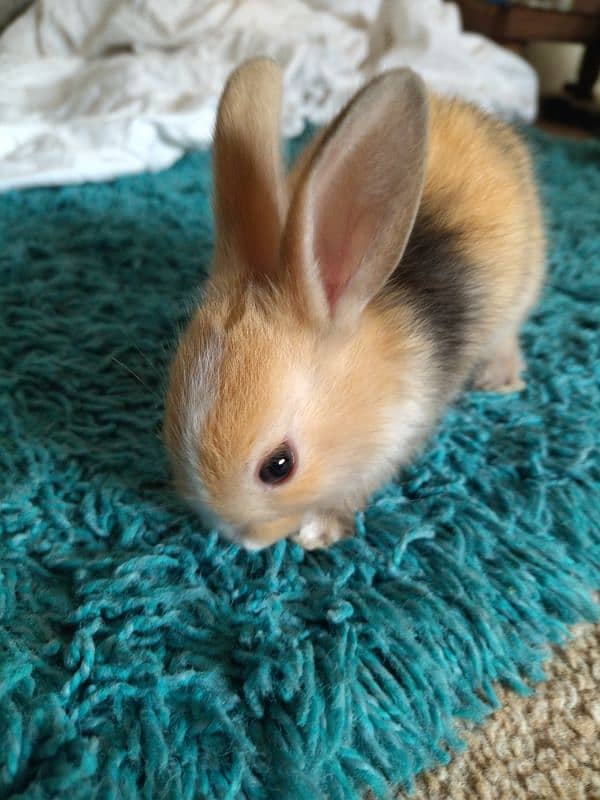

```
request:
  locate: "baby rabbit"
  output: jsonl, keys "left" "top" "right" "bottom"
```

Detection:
{"left": 164, "top": 58, "right": 545, "bottom": 550}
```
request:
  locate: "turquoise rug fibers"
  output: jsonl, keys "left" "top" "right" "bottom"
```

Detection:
{"left": 1, "top": 130, "right": 599, "bottom": 800}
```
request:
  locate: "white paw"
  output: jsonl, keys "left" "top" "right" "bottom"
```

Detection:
{"left": 292, "top": 513, "right": 349, "bottom": 550}
{"left": 473, "top": 339, "right": 526, "bottom": 394}
{"left": 475, "top": 370, "right": 526, "bottom": 394}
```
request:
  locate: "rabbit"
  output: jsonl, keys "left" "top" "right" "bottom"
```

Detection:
{"left": 164, "top": 58, "right": 545, "bottom": 551}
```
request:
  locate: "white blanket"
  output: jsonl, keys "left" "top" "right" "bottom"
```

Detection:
{"left": 0, "top": 0, "right": 538, "bottom": 191}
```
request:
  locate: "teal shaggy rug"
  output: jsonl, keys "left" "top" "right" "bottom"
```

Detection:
{"left": 1, "top": 130, "right": 599, "bottom": 800}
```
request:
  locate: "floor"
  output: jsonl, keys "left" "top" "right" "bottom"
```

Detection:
{"left": 536, "top": 118, "right": 593, "bottom": 139}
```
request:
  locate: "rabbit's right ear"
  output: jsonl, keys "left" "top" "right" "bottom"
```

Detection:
{"left": 213, "top": 59, "right": 287, "bottom": 281}
{"left": 281, "top": 68, "right": 428, "bottom": 329}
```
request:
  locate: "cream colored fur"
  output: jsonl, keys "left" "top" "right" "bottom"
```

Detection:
{"left": 164, "top": 59, "right": 545, "bottom": 550}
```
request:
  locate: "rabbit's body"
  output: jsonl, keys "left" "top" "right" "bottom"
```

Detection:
{"left": 385, "top": 95, "right": 543, "bottom": 394}
{"left": 165, "top": 60, "right": 545, "bottom": 550}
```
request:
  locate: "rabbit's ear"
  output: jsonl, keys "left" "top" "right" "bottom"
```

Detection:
{"left": 282, "top": 69, "right": 428, "bottom": 327}
{"left": 213, "top": 59, "right": 287, "bottom": 280}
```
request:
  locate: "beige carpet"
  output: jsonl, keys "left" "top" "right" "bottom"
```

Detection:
{"left": 400, "top": 622, "right": 600, "bottom": 800}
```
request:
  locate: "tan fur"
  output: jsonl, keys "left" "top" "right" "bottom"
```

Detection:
{"left": 290, "top": 93, "right": 545, "bottom": 389}
{"left": 170, "top": 285, "right": 433, "bottom": 549}
{"left": 424, "top": 96, "right": 545, "bottom": 362}
{"left": 164, "top": 60, "right": 545, "bottom": 550}
{"left": 212, "top": 58, "right": 287, "bottom": 283}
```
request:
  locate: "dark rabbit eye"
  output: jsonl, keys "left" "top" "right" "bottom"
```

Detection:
{"left": 258, "top": 443, "right": 296, "bottom": 485}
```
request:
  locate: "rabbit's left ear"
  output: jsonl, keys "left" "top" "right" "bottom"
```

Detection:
{"left": 282, "top": 68, "right": 429, "bottom": 327}
{"left": 212, "top": 58, "right": 287, "bottom": 280}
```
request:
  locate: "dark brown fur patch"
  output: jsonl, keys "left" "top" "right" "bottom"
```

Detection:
{"left": 384, "top": 206, "right": 481, "bottom": 376}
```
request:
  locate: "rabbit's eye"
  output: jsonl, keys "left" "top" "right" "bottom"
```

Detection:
{"left": 258, "top": 443, "right": 296, "bottom": 485}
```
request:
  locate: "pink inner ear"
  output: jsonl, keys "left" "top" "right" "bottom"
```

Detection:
{"left": 284, "top": 70, "right": 427, "bottom": 323}
{"left": 315, "top": 195, "right": 374, "bottom": 313}
{"left": 321, "top": 230, "right": 353, "bottom": 309}
{"left": 324, "top": 280, "right": 344, "bottom": 309}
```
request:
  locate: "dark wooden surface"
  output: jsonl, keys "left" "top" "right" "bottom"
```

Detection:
{"left": 453, "top": 0, "right": 600, "bottom": 43}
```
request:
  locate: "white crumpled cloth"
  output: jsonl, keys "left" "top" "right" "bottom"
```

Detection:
{"left": 0, "top": 0, "right": 538, "bottom": 191}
